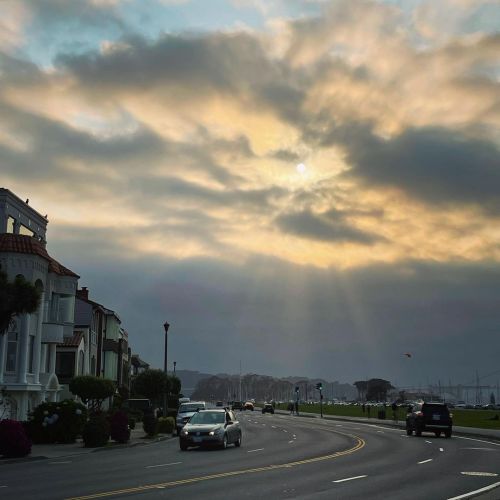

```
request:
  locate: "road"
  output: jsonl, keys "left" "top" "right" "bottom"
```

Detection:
{"left": 1, "top": 412, "right": 499, "bottom": 499}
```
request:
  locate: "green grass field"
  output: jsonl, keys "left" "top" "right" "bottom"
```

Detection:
{"left": 275, "top": 403, "right": 500, "bottom": 429}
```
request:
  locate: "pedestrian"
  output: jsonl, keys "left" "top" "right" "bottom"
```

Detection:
{"left": 367, "top": 405, "right": 371, "bottom": 418}
{"left": 362, "top": 403, "right": 365, "bottom": 413}
{"left": 391, "top": 402, "right": 398, "bottom": 421}
{"left": 288, "top": 401, "right": 293, "bottom": 415}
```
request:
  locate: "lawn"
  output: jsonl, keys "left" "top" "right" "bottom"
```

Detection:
{"left": 276, "top": 403, "right": 500, "bottom": 429}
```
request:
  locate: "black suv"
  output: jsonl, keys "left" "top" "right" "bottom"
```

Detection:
{"left": 406, "top": 402, "right": 452, "bottom": 438}
{"left": 262, "top": 403, "right": 274, "bottom": 414}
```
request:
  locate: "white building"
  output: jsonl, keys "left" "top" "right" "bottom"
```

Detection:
{"left": 0, "top": 188, "right": 79, "bottom": 420}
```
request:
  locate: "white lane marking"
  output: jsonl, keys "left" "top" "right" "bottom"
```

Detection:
{"left": 146, "top": 462, "right": 182, "bottom": 469}
{"left": 454, "top": 436, "right": 500, "bottom": 447}
{"left": 0, "top": 486, "right": 7, "bottom": 488}
{"left": 336, "top": 425, "right": 343, "bottom": 427}
{"left": 288, "top": 440, "right": 294, "bottom": 444}
{"left": 293, "top": 434, "right": 296, "bottom": 438}
{"left": 283, "top": 429, "right": 288, "bottom": 433}
{"left": 447, "top": 481, "right": 500, "bottom": 500}
{"left": 271, "top": 426, "right": 276, "bottom": 429}
{"left": 439, "top": 448, "right": 444, "bottom": 452}
{"left": 333, "top": 475, "right": 368, "bottom": 483}
{"left": 247, "top": 448, "right": 264, "bottom": 453}
{"left": 418, "top": 459, "right": 433, "bottom": 464}
{"left": 461, "top": 472, "right": 498, "bottom": 477}
{"left": 425, "top": 440, "right": 432, "bottom": 444}
{"left": 377, "top": 431, "right": 384, "bottom": 433}
{"left": 49, "top": 461, "right": 72, "bottom": 464}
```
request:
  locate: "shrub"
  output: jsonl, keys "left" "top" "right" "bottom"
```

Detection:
{"left": 157, "top": 417, "right": 175, "bottom": 434}
{"left": 82, "top": 413, "right": 110, "bottom": 447}
{"left": 128, "top": 417, "right": 136, "bottom": 430}
{"left": 110, "top": 410, "right": 130, "bottom": 443}
{"left": 27, "top": 400, "right": 87, "bottom": 444}
{"left": 69, "top": 376, "right": 115, "bottom": 412}
{"left": 0, "top": 419, "right": 32, "bottom": 458}
{"left": 142, "top": 410, "right": 158, "bottom": 437}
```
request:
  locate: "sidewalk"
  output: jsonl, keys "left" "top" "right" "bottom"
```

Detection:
{"left": 275, "top": 409, "right": 500, "bottom": 442}
{"left": 1, "top": 428, "right": 174, "bottom": 464}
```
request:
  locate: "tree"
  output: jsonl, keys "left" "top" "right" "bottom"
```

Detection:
{"left": 366, "top": 378, "right": 394, "bottom": 402}
{"left": 353, "top": 381, "right": 368, "bottom": 401}
{"left": 131, "top": 369, "right": 170, "bottom": 407}
{"left": 0, "top": 270, "right": 41, "bottom": 335}
{"left": 69, "top": 376, "right": 115, "bottom": 412}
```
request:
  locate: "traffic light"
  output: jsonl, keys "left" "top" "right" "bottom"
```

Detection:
{"left": 295, "top": 386, "right": 299, "bottom": 393}
{"left": 316, "top": 382, "right": 322, "bottom": 391}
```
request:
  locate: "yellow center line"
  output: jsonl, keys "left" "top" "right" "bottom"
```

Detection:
{"left": 66, "top": 432, "right": 365, "bottom": 500}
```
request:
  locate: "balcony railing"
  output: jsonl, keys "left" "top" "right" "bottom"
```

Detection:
{"left": 42, "top": 322, "right": 64, "bottom": 343}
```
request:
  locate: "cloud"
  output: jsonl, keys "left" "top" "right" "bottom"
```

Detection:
{"left": 275, "top": 209, "right": 382, "bottom": 244}
{"left": 327, "top": 123, "right": 500, "bottom": 213}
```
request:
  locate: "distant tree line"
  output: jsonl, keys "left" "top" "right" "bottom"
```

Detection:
{"left": 353, "top": 379, "right": 394, "bottom": 402}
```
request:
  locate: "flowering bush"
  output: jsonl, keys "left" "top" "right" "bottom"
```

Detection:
{"left": 142, "top": 410, "right": 158, "bottom": 437}
{"left": 110, "top": 410, "right": 130, "bottom": 443}
{"left": 27, "top": 400, "right": 87, "bottom": 444}
{"left": 0, "top": 419, "right": 32, "bottom": 458}
{"left": 82, "top": 413, "right": 110, "bottom": 448}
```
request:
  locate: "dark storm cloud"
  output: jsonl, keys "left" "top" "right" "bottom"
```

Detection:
{"left": 275, "top": 209, "right": 382, "bottom": 244}
{"left": 55, "top": 247, "right": 500, "bottom": 385}
{"left": 321, "top": 123, "right": 500, "bottom": 213}
{"left": 270, "top": 149, "right": 301, "bottom": 163}
{"left": 132, "top": 175, "right": 286, "bottom": 211}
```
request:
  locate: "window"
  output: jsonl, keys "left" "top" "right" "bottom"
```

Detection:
{"left": 6, "top": 332, "right": 18, "bottom": 372}
{"left": 78, "top": 350, "right": 85, "bottom": 375}
{"left": 28, "top": 335, "right": 35, "bottom": 373}
{"left": 55, "top": 352, "right": 75, "bottom": 381}
{"left": 91, "top": 356, "right": 96, "bottom": 375}
{"left": 19, "top": 224, "right": 34, "bottom": 237}
{"left": 7, "top": 216, "right": 15, "bottom": 233}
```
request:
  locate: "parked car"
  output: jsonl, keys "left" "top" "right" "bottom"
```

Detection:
{"left": 243, "top": 401, "right": 254, "bottom": 411}
{"left": 176, "top": 401, "right": 207, "bottom": 435}
{"left": 262, "top": 403, "right": 274, "bottom": 414}
{"left": 179, "top": 409, "right": 242, "bottom": 450}
{"left": 231, "top": 401, "right": 243, "bottom": 411}
{"left": 406, "top": 402, "right": 452, "bottom": 438}
{"left": 216, "top": 401, "right": 224, "bottom": 407}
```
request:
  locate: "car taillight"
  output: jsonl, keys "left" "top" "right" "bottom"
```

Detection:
{"left": 415, "top": 411, "right": 423, "bottom": 417}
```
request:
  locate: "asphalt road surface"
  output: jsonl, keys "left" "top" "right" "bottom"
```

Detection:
{"left": 1, "top": 412, "right": 499, "bottom": 500}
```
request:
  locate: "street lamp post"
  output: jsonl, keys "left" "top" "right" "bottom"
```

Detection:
{"left": 173, "top": 361, "right": 176, "bottom": 374}
{"left": 163, "top": 322, "right": 170, "bottom": 416}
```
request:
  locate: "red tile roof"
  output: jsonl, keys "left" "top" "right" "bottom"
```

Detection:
{"left": 0, "top": 234, "right": 79, "bottom": 278}
{"left": 58, "top": 331, "right": 84, "bottom": 347}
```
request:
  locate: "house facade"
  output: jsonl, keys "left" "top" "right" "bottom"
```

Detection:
{"left": 0, "top": 188, "right": 79, "bottom": 420}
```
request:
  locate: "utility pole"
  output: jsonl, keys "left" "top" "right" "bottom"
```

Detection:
{"left": 239, "top": 360, "right": 242, "bottom": 402}
{"left": 163, "top": 322, "right": 170, "bottom": 416}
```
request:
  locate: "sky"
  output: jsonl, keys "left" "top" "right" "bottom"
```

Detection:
{"left": 1, "top": 0, "right": 499, "bottom": 389}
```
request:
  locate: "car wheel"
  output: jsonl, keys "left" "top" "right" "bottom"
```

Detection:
{"left": 434, "top": 431, "right": 441, "bottom": 437}
{"left": 235, "top": 433, "right": 242, "bottom": 447}
{"left": 406, "top": 427, "right": 412, "bottom": 436}
{"left": 179, "top": 441, "right": 188, "bottom": 451}
{"left": 221, "top": 434, "right": 228, "bottom": 449}
{"left": 262, "top": 409, "right": 265, "bottom": 414}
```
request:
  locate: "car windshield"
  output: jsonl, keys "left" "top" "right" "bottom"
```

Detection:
{"left": 189, "top": 412, "right": 225, "bottom": 425}
{"left": 179, "top": 404, "right": 205, "bottom": 413}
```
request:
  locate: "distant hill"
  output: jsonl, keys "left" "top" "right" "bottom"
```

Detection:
{"left": 175, "top": 370, "right": 214, "bottom": 397}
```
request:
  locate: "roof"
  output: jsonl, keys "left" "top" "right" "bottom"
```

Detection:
{"left": 0, "top": 234, "right": 79, "bottom": 278}
{"left": 58, "top": 331, "right": 84, "bottom": 348}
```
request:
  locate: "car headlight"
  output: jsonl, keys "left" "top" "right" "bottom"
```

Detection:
{"left": 182, "top": 430, "right": 189, "bottom": 436}
{"left": 209, "top": 427, "right": 223, "bottom": 436}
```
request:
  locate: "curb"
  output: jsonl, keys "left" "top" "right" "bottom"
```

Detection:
{"left": 0, "top": 434, "right": 175, "bottom": 464}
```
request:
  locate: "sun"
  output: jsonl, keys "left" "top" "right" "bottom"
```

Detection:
{"left": 296, "top": 163, "right": 306, "bottom": 174}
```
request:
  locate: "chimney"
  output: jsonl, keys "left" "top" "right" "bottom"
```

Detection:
{"left": 77, "top": 287, "right": 89, "bottom": 300}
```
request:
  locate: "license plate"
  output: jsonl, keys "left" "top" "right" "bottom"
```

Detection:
{"left": 432, "top": 414, "right": 440, "bottom": 421}
{"left": 193, "top": 437, "right": 202, "bottom": 442}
